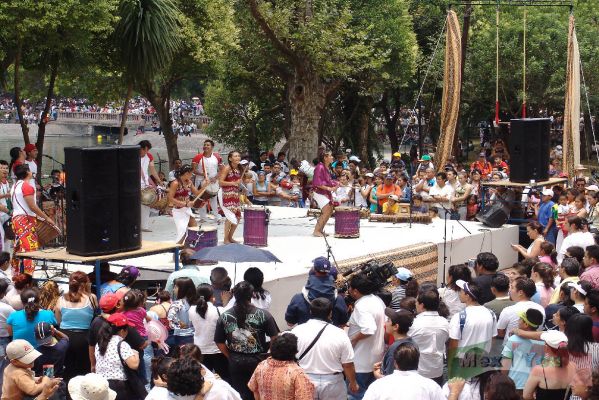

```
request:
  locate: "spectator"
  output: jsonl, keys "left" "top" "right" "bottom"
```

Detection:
{"left": 145, "top": 356, "right": 174, "bottom": 400}
{"left": 164, "top": 249, "right": 210, "bottom": 297}
{"left": 176, "top": 343, "right": 217, "bottom": 382}
{"left": 33, "top": 321, "right": 69, "bottom": 379}
{"left": 581, "top": 245, "right": 599, "bottom": 289}
{"left": 346, "top": 273, "right": 386, "bottom": 400}
{"left": 484, "top": 274, "right": 515, "bottom": 319}
{"left": 99, "top": 266, "right": 140, "bottom": 298}
{"left": 209, "top": 267, "right": 232, "bottom": 307}
{"left": 440, "top": 264, "right": 472, "bottom": 319}
{"left": 365, "top": 342, "right": 444, "bottom": 400}
{"left": 569, "top": 281, "right": 593, "bottom": 312}
{"left": 292, "top": 298, "right": 358, "bottom": 400}
{"left": 68, "top": 373, "right": 117, "bottom": 400}
{"left": 166, "top": 358, "right": 240, "bottom": 400}
{"left": 536, "top": 189, "right": 557, "bottom": 244}
{"left": 584, "top": 289, "right": 599, "bottom": 342}
{"left": 167, "top": 277, "right": 197, "bottom": 347}
{"left": 531, "top": 263, "right": 555, "bottom": 307}
{"left": 214, "top": 281, "right": 279, "bottom": 399}
{"left": 472, "top": 253, "right": 501, "bottom": 304}
{"left": 225, "top": 267, "right": 272, "bottom": 310}
{"left": 558, "top": 217, "right": 594, "bottom": 264}
{"left": 497, "top": 277, "right": 545, "bottom": 342}
{"left": 564, "top": 314, "right": 599, "bottom": 397}
{"left": 6, "top": 287, "right": 57, "bottom": 349}
{"left": 408, "top": 288, "right": 449, "bottom": 385}
{"left": 549, "top": 257, "right": 580, "bottom": 304}
{"left": 381, "top": 309, "right": 413, "bottom": 376}
{"left": 248, "top": 333, "right": 315, "bottom": 400}
{"left": 0, "top": 279, "right": 15, "bottom": 359}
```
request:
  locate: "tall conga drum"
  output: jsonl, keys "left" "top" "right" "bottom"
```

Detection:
{"left": 184, "top": 226, "right": 218, "bottom": 252}
{"left": 334, "top": 207, "right": 360, "bottom": 238}
{"left": 244, "top": 206, "right": 270, "bottom": 247}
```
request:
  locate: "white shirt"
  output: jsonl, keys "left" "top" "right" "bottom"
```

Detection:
{"left": 448, "top": 305, "right": 497, "bottom": 355}
{"left": 333, "top": 185, "right": 352, "bottom": 206}
{"left": 189, "top": 303, "right": 222, "bottom": 354}
{"left": 9, "top": 180, "right": 35, "bottom": 217}
{"left": 95, "top": 336, "right": 135, "bottom": 381}
{"left": 145, "top": 386, "right": 168, "bottom": 400}
{"left": 196, "top": 154, "right": 220, "bottom": 180}
{"left": 496, "top": 300, "right": 546, "bottom": 344}
{"left": 0, "top": 180, "right": 10, "bottom": 218}
{"left": 408, "top": 311, "right": 449, "bottom": 379}
{"left": 0, "top": 301, "right": 15, "bottom": 338}
{"left": 363, "top": 370, "right": 445, "bottom": 400}
{"left": 292, "top": 319, "right": 354, "bottom": 374}
{"left": 203, "top": 379, "right": 241, "bottom": 400}
{"left": 354, "top": 185, "right": 369, "bottom": 208}
{"left": 347, "top": 294, "right": 386, "bottom": 373}
{"left": 439, "top": 287, "right": 465, "bottom": 320}
{"left": 24, "top": 160, "right": 37, "bottom": 178}
{"left": 557, "top": 231, "right": 595, "bottom": 264}
{"left": 140, "top": 154, "right": 151, "bottom": 188}
{"left": 429, "top": 183, "right": 454, "bottom": 210}
{"left": 442, "top": 380, "right": 481, "bottom": 400}
{"left": 224, "top": 292, "right": 272, "bottom": 311}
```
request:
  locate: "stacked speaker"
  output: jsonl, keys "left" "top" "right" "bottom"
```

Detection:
{"left": 508, "top": 118, "right": 551, "bottom": 183}
{"left": 65, "top": 146, "right": 141, "bottom": 256}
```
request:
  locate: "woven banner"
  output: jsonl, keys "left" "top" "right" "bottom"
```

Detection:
{"left": 436, "top": 10, "right": 462, "bottom": 171}
{"left": 563, "top": 14, "right": 580, "bottom": 178}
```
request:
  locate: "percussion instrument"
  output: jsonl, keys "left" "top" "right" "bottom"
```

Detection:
{"left": 334, "top": 207, "right": 360, "bottom": 238}
{"left": 243, "top": 206, "right": 270, "bottom": 247}
{"left": 307, "top": 208, "right": 370, "bottom": 219}
{"left": 184, "top": 226, "right": 218, "bottom": 252}
{"left": 141, "top": 187, "right": 157, "bottom": 206}
{"left": 36, "top": 218, "right": 61, "bottom": 247}
{"left": 369, "top": 213, "right": 432, "bottom": 224}
{"left": 142, "top": 187, "right": 168, "bottom": 211}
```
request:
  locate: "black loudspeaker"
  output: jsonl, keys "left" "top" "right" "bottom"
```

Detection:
{"left": 116, "top": 146, "right": 141, "bottom": 252}
{"left": 65, "top": 146, "right": 141, "bottom": 256}
{"left": 476, "top": 189, "right": 515, "bottom": 228}
{"left": 509, "top": 118, "right": 550, "bottom": 183}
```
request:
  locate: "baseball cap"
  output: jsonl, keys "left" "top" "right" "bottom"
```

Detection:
{"left": 6, "top": 339, "right": 42, "bottom": 364}
{"left": 290, "top": 169, "right": 299, "bottom": 176}
{"left": 35, "top": 322, "right": 55, "bottom": 346}
{"left": 384, "top": 307, "right": 414, "bottom": 326}
{"left": 106, "top": 313, "right": 135, "bottom": 327}
{"left": 385, "top": 174, "right": 394, "bottom": 180}
{"left": 540, "top": 330, "right": 568, "bottom": 349}
{"left": 240, "top": 159, "right": 249, "bottom": 165}
{"left": 393, "top": 152, "right": 401, "bottom": 157}
{"left": 388, "top": 194, "right": 399, "bottom": 202}
{"left": 456, "top": 279, "right": 477, "bottom": 301}
{"left": 421, "top": 155, "right": 431, "bottom": 161}
{"left": 541, "top": 189, "right": 554, "bottom": 197}
{"left": 365, "top": 173, "right": 374, "bottom": 178}
{"left": 313, "top": 257, "right": 331, "bottom": 273}
{"left": 24, "top": 144, "right": 36, "bottom": 153}
{"left": 121, "top": 266, "right": 140, "bottom": 279}
{"left": 68, "top": 373, "right": 117, "bottom": 400}
{"left": 556, "top": 145, "right": 563, "bottom": 150}
{"left": 349, "top": 155, "right": 361, "bottom": 163}
{"left": 99, "top": 292, "right": 124, "bottom": 313}
{"left": 394, "top": 267, "right": 413, "bottom": 281}
{"left": 585, "top": 185, "right": 599, "bottom": 192}
{"left": 517, "top": 308, "right": 543, "bottom": 328}
{"left": 568, "top": 281, "right": 588, "bottom": 296}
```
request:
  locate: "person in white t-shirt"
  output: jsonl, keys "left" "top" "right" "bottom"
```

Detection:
{"left": 364, "top": 342, "right": 444, "bottom": 400}
{"left": 0, "top": 160, "right": 11, "bottom": 251}
{"left": 346, "top": 274, "right": 386, "bottom": 400}
{"left": 23, "top": 144, "right": 38, "bottom": 179}
{"left": 292, "top": 297, "right": 359, "bottom": 400}
{"left": 557, "top": 216, "right": 595, "bottom": 264}
{"left": 191, "top": 140, "right": 222, "bottom": 222}
{"left": 139, "top": 140, "right": 161, "bottom": 232}
{"left": 496, "top": 277, "right": 545, "bottom": 343}
{"left": 428, "top": 171, "right": 455, "bottom": 219}
{"left": 448, "top": 280, "right": 497, "bottom": 362}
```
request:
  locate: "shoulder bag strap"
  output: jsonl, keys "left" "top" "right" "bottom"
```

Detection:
{"left": 11, "top": 181, "right": 36, "bottom": 218}
{"left": 298, "top": 323, "right": 328, "bottom": 361}
{"left": 116, "top": 339, "right": 126, "bottom": 367}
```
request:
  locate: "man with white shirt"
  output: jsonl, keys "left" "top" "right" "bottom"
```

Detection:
{"left": 428, "top": 171, "right": 454, "bottom": 219}
{"left": 496, "top": 277, "right": 545, "bottom": 342}
{"left": 292, "top": 298, "right": 359, "bottom": 399}
{"left": 557, "top": 216, "right": 595, "bottom": 264}
{"left": 23, "top": 144, "right": 38, "bottom": 179}
{"left": 408, "top": 288, "right": 449, "bottom": 386}
{"left": 191, "top": 140, "right": 222, "bottom": 222}
{"left": 346, "top": 274, "right": 386, "bottom": 400}
{"left": 139, "top": 140, "right": 161, "bottom": 232}
{"left": 364, "top": 342, "right": 444, "bottom": 400}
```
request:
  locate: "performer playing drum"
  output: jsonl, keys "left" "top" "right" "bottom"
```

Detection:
{"left": 191, "top": 139, "right": 222, "bottom": 222}
{"left": 218, "top": 151, "right": 243, "bottom": 244}
{"left": 139, "top": 140, "right": 162, "bottom": 232}
{"left": 10, "top": 164, "right": 55, "bottom": 275}
{"left": 168, "top": 165, "right": 210, "bottom": 243}
{"left": 312, "top": 151, "right": 338, "bottom": 237}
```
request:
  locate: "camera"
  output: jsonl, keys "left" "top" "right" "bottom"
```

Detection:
{"left": 340, "top": 261, "right": 398, "bottom": 306}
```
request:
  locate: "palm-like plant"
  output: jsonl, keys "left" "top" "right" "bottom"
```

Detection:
{"left": 115, "top": 0, "right": 182, "bottom": 143}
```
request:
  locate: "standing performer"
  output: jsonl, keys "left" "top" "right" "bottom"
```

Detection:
{"left": 10, "top": 164, "right": 55, "bottom": 275}
{"left": 312, "top": 151, "right": 338, "bottom": 237}
{"left": 0, "top": 160, "right": 11, "bottom": 252}
{"left": 23, "top": 144, "right": 38, "bottom": 179}
{"left": 218, "top": 151, "right": 243, "bottom": 244}
{"left": 191, "top": 140, "right": 222, "bottom": 222}
{"left": 168, "top": 165, "right": 209, "bottom": 243}
{"left": 139, "top": 140, "right": 161, "bottom": 232}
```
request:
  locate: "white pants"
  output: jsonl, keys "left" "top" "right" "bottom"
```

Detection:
{"left": 306, "top": 373, "right": 346, "bottom": 400}
{"left": 198, "top": 195, "right": 219, "bottom": 220}
{"left": 172, "top": 207, "right": 193, "bottom": 242}
{"left": 141, "top": 204, "right": 151, "bottom": 230}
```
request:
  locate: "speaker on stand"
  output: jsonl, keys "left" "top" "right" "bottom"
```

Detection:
{"left": 508, "top": 118, "right": 551, "bottom": 183}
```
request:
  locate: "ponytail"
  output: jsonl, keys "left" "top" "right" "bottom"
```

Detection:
{"left": 97, "top": 322, "right": 125, "bottom": 356}
{"left": 21, "top": 288, "right": 40, "bottom": 322}
{"left": 65, "top": 271, "right": 89, "bottom": 303}
{"left": 195, "top": 284, "right": 214, "bottom": 319}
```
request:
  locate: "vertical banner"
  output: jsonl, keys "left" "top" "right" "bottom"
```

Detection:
{"left": 563, "top": 14, "right": 580, "bottom": 178}
{"left": 436, "top": 10, "right": 462, "bottom": 171}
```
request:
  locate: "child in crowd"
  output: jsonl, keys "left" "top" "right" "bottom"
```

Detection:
{"left": 33, "top": 322, "right": 70, "bottom": 379}
{"left": 377, "top": 308, "right": 414, "bottom": 376}
{"left": 146, "top": 356, "right": 175, "bottom": 400}
{"left": 122, "top": 289, "right": 151, "bottom": 338}
{"left": 240, "top": 172, "right": 254, "bottom": 206}
{"left": 466, "top": 194, "right": 479, "bottom": 220}
{"left": 411, "top": 194, "right": 428, "bottom": 214}
{"left": 333, "top": 173, "right": 352, "bottom": 207}
{"left": 383, "top": 194, "right": 400, "bottom": 215}
{"left": 289, "top": 174, "right": 304, "bottom": 208}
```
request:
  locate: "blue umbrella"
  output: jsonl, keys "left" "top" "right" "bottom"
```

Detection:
{"left": 190, "top": 243, "right": 281, "bottom": 264}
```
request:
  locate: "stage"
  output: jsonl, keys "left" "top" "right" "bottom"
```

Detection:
{"left": 30, "top": 206, "right": 518, "bottom": 326}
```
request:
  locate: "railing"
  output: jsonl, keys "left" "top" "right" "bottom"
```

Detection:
{"left": 55, "top": 111, "right": 212, "bottom": 126}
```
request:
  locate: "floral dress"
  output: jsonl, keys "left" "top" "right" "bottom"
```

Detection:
{"left": 222, "top": 168, "right": 241, "bottom": 219}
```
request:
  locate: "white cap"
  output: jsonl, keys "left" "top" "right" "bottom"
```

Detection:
{"left": 541, "top": 189, "right": 554, "bottom": 197}
{"left": 568, "top": 282, "right": 588, "bottom": 296}
{"left": 455, "top": 279, "right": 477, "bottom": 301}
{"left": 240, "top": 159, "right": 249, "bottom": 165}
{"left": 540, "top": 330, "right": 568, "bottom": 349}
{"left": 69, "top": 373, "right": 117, "bottom": 400}
{"left": 349, "top": 155, "right": 361, "bottom": 163}
{"left": 388, "top": 194, "right": 399, "bottom": 202}
{"left": 365, "top": 173, "right": 374, "bottom": 178}
{"left": 585, "top": 184, "right": 599, "bottom": 192}
{"left": 6, "top": 340, "right": 41, "bottom": 364}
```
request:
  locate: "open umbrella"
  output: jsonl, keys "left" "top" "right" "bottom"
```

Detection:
{"left": 190, "top": 243, "right": 281, "bottom": 263}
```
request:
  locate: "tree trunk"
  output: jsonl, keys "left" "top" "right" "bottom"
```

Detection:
{"left": 356, "top": 96, "right": 372, "bottom": 166}
{"left": 288, "top": 67, "right": 327, "bottom": 161}
{"left": 247, "top": 123, "right": 260, "bottom": 162}
{"left": 36, "top": 58, "right": 59, "bottom": 184}
{"left": 13, "top": 42, "right": 30, "bottom": 144}
{"left": 118, "top": 83, "right": 133, "bottom": 145}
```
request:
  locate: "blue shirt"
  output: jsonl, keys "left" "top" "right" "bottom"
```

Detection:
{"left": 538, "top": 200, "right": 555, "bottom": 228}
{"left": 383, "top": 337, "right": 413, "bottom": 375}
{"left": 7, "top": 309, "right": 57, "bottom": 349}
{"left": 501, "top": 335, "right": 545, "bottom": 389}
{"left": 165, "top": 267, "right": 210, "bottom": 298}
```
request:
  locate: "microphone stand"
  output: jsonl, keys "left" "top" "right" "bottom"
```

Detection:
{"left": 436, "top": 202, "right": 471, "bottom": 287}
{"left": 406, "top": 176, "right": 413, "bottom": 229}
{"left": 43, "top": 154, "right": 65, "bottom": 167}
{"left": 322, "top": 232, "right": 339, "bottom": 271}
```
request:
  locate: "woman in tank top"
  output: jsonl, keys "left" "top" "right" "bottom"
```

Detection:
{"left": 168, "top": 164, "right": 209, "bottom": 243}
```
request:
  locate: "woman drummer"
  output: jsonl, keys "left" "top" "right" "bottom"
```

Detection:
{"left": 312, "top": 150, "right": 338, "bottom": 237}
{"left": 168, "top": 165, "right": 209, "bottom": 243}
{"left": 10, "top": 164, "right": 55, "bottom": 275}
{"left": 218, "top": 151, "right": 243, "bottom": 244}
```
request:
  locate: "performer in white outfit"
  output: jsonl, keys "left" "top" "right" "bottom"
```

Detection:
{"left": 139, "top": 140, "right": 161, "bottom": 232}
{"left": 0, "top": 160, "right": 11, "bottom": 252}
{"left": 191, "top": 139, "right": 222, "bottom": 222}
{"left": 168, "top": 165, "right": 209, "bottom": 243}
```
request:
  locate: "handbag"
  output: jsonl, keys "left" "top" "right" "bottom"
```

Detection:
{"left": 117, "top": 340, "right": 148, "bottom": 399}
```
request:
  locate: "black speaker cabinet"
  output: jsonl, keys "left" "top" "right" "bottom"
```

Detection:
{"left": 65, "top": 146, "right": 141, "bottom": 256}
{"left": 509, "top": 118, "right": 550, "bottom": 183}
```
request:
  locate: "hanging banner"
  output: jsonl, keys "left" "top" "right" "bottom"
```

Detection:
{"left": 436, "top": 10, "right": 462, "bottom": 171}
{"left": 563, "top": 14, "right": 580, "bottom": 178}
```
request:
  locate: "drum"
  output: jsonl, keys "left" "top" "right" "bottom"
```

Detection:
{"left": 150, "top": 187, "right": 169, "bottom": 211}
{"left": 141, "top": 187, "right": 157, "bottom": 206}
{"left": 36, "top": 218, "right": 61, "bottom": 247}
{"left": 243, "top": 206, "right": 270, "bottom": 247}
{"left": 368, "top": 213, "right": 432, "bottom": 224}
{"left": 184, "top": 226, "right": 218, "bottom": 252}
{"left": 334, "top": 207, "right": 360, "bottom": 238}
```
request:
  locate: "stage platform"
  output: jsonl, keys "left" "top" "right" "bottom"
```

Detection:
{"left": 30, "top": 207, "right": 518, "bottom": 326}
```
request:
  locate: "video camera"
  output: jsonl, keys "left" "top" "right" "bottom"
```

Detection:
{"left": 340, "top": 261, "right": 398, "bottom": 306}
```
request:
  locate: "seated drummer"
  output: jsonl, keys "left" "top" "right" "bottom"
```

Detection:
{"left": 411, "top": 194, "right": 428, "bottom": 214}
{"left": 383, "top": 194, "right": 400, "bottom": 215}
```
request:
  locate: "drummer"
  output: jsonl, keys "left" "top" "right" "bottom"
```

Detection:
{"left": 191, "top": 139, "right": 222, "bottom": 223}
{"left": 139, "top": 140, "right": 162, "bottom": 232}
{"left": 168, "top": 165, "right": 210, "bottom": 244}
{"left": 312, "top": 151, "right": 338, "bottom": 237}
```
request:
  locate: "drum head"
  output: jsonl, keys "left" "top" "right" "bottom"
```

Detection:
{"left": 187, "top": 227, "right": 200, "bottom": 232}
{"left": 336, "top": 206, "right": 357, "bottom": 211}
{"left": 245, "top": 206, "right": 266, "bottom": 211}
{"left": 141, "top": 188, "right": 157, "bottom": 205}
{"left": 200, "top": 226, "right": 217, "bottom": 232}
